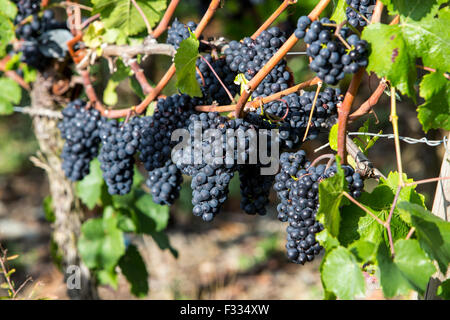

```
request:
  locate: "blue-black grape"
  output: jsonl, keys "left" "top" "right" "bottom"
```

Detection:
{"left": 295, "top": 16, "right": 369, "bottom": 85}
{"left": 274, "top": 151, "right": 365, "bottom": 264}
{"left": 58, "top": 99, "right": 103, "bottom": 181}
{"left": 99, "top": 117, "right": 145, "bottom": 195}
{"left": 146, "top": 159, "right": 183, "bottom": 205}
{"left": 166, "top": 19, "right": 198, "bottom": 49}
{"left": 346, "top": 0, "right": 376, "bottom": 27}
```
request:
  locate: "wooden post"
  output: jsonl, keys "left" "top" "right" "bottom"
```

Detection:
{"left": 31, "top": 73, "right": 99, "bottom": 300}
{"left": 424, "top": 133, "right": 450, "bottom": 300}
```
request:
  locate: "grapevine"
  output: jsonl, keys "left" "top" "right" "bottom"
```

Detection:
{"left": 0, "top": 0, "right": 449, "bottom": 301}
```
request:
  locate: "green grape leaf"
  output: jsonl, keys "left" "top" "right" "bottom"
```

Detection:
{"left": 135, "top": 191, "right": 170, "bottom": 232}
{"left": 348, "top": 239, "right": 377, "bottom": 263}
{"left": 92, "top": 0, "right": 166, "bottom": 37}
{"left": 397, "top": 202, "right": 450, "bottom": 274}
{"left": 330, "top": 0, "right": 347, "bottom": 24}
{"left": 316, "top": 161, "right": 346, "bottom": 237}
{"left": 76, "top": 159, "right": 104, "bottom": 210}
{"left": 0, "top": 77, "right": 21, "bottom": 115}
{"left": 339, "top": 172, "right": 419, "bottom": 247}
{"left": 328, "top": 123, "right": 338, "bottom": 151}
{"left": 394, "top": 239, "right": 436, "bottom": 294}
{"left": 116, "top": 208, "right": 137, "bottom": 233}
{"left": 379, "top": 0, "right": 443, "bottom": 21}
{"left": 376, "top": 240, "right": 413, "bottom": 297}
{"left": 321, "top": 246, "right": 366, "bottom": 299}
{"left": 362, "top": 23, "right": 416, "bottom": 99}
{"left": 0, "top": 13, "right": 14, "bottom": 56}
{"left": 417, "top": 71, "right": 450, "bottom": 132}
{"left": 119, "top": 244, "right": 149, "bottom": 298}
{"left": 437, "top": 279, "right": 450, "bottom": 300}
{"left": 97, "top": 269, "right": 118, "bottom": 289}
{"left": 150, "top": 231, "right": 178, "bottom": 258}
{"left": 103, "top": 59, "right": 132, "bottom": 105}
{"left": 21, "top": 64, "right": 37, "bottom": 83}
{"left": 174, "top": 32, "right": 202, "bottom": 97}
{"left": 78, "top": 207, "right": 125, "bottom": 271}
{"left": 0, "top": 0, "right": 17, "bottom": 20}
{"left": 316, "top": 228, "right": 340, "bottom": 251}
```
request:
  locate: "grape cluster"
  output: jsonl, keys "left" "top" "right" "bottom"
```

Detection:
{"left": 13, "top": 0, "right": 41, "bottom": 23}
{"left": 166, "top": 19, "right": 197, "bottom": 49}
{"left": 263, "top": 88, "right": 343, "bottom": 148}
{"left": 99, "top": 117, "right": 145, "bottom": 195}
{"left": 58, "top": 100, "right": 103, "bottom": 181}
{"left": 295, "top": 16, "right": 368, "bottom": 85}
{"left": 146, "top": 159, "right": 183, "bottom": 205}
{"left": 139, "top": 94, "right": 200, "bottom": 172}
{"left": 196, "top": 54, "right": 239, "bottom": 105}
{"left": 14, "top": 9, "right": 67, "bottom": 70}
{"left": 274, "top": 151, "right": 365, "bottom": 264}
{"left": 238, "top": 165, "right": 274, "bottom": 215}
{"left": 346, "top": 0, "right": 376, "bottom": 27}
{"left": 174, "top": 112, "right": 236, "bottom": 221}
{"left": 224, "top": 27, "right": 290, "bottom": 99}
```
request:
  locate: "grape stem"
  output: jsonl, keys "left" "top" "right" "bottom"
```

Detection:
{"left": 303, "top": 81, "right": 322, "bottom": 141}
{"left": 89, "top": 0, "right": 221, "bottom": 118}
{"left": 342, "top": 192, "right": 385, "bottom": 226}
{"left": 0, "top": 56, "right": 30, "bottom": 91}
{"left": 309, "top": 153, "right": 335, "bottom": 168}
{"left": 131, "top": 0, "right": 153, "bottom": 35}
{"left": 234, "top": 0, "right": 332, "bottom": 118}
{"left": 129, "top": 59, "right": 153, "bottom": 95}
{"left": 194, "top": 77, "right": 320, "bottom": 113}
{"left": 390, "top": 86, "right": 404, "bottom": 186}
{"left": 251, "top": 0, "right": 297, "bottom": 40}
{"left": 348, "top": 78, "right": 387, "bottom": 122}
{"left": 336, "top": 1, "right": 385, "bottom": 164}
{"left": 151, "top": 0, "right": 180, "bottom": 39}
{"left": 198, "top": 55, "right": 236, "bottom": 103}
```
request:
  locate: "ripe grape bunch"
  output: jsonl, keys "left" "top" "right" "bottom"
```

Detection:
{"left": 14, "top": 7, "right": 67, "bottom": 70}
{"left": 146, "top": 159, "right": 183, "bottom": 206}
{"left": 262, "top": 88, "right": 343, "bottom": 148}
{"left": 295, "top": 16, "right": 368, "bottom": 85}
{"left": 274, "top": 151, "right": 364, "bottom": 264}
{"left": 139, "top": 94, "right": 200, "bottom": 173}
{"left": 58, "top": 100, "right": 103, "bottom": 181}
{"left": 224, "top": 27, "right": 291, "bottom": 99}
{"left": 166, "top": 18, "right": 198, "bottom": 49}
{"left": 346, "top": 0, "right": 377, "bottom": 27}
{"left": 175, "top": 112, "right": 236, "bottom": 222}
{"left": 98, "top": 117, "right": 145, "bottom": 195}
{"left": 196, "top": 54, "right": 239, "bottom": 105}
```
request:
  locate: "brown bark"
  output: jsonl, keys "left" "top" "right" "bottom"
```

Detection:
{"left": 30, "top": 72, "right": 99, "bottom": 300}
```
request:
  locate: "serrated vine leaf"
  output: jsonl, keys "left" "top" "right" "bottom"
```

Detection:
{"left": 379, "top": 0, "right": 443, "bottom": 21}
{"left": 376, "top": 241, "right": 413, "bottom": 297}
{"left": 150, "top": 231, "right": 178, "bottom": 258}
{"left": 76, "top": 159, "right": 104, "bottom": 210}
{"left": 92, "top": 0, "right": 166, "bottom": 37}
{"left": 321, "top": 246, "right": 365, "bottom": 299}
{"left": 417, "top": 71, "right": 450, "bottom": 131}
{"left": 316, "top": 161, "right": 346, "bottom": 237}
{"left": 78, "top": 207, "right": 125, "bottom": 271}
{"left": 363, "top": 23, "right": 416, "bottom": 98}
{"left": 174, "top": 32, "right": 202, "bottom": 97}
{"left": 97, "top": 269, "right": 118, "bottom": 288}
{"left": 0, "top": 77, "right": 21, "bottom": 115}
{"left": 394, "top": 239, "right": 436, "bottom": 294}
{"left": 397, "top": 202, "right": 450, "bottom": 274}
{"left": 119, "top": 244, "right": 149, "bottom": 298}
{"left": 348, "top": 239, "right": 376, "bottom": 263}
{"left": 362, "top": 6, "right": 450, "bottom": 107}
